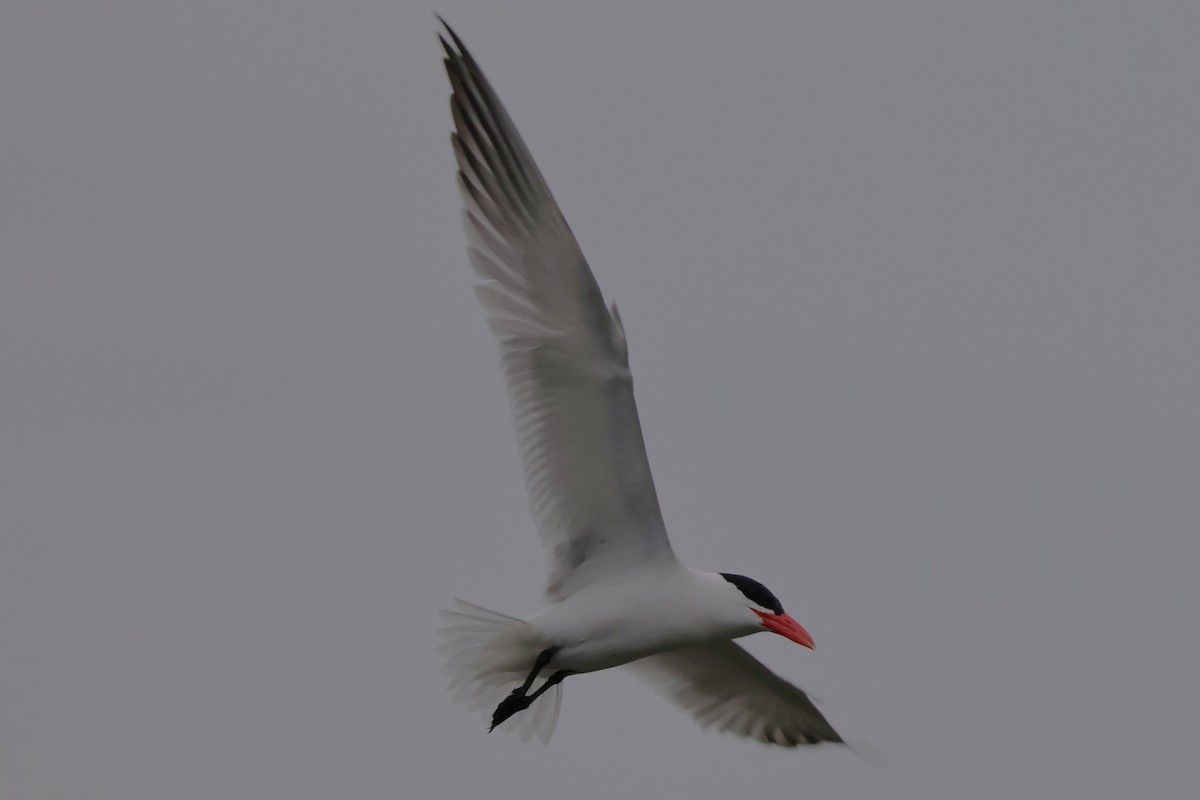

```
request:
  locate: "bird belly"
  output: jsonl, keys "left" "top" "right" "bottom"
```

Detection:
{"left": 551, "top": 627, "right": 704, "bottom": 673}
{"left": 529, "top": 582, "right": 737, "bottom": 673}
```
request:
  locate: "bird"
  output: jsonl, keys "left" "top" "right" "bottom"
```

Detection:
{"left": 435, "top": 18, "right": 845, "bottom": 748}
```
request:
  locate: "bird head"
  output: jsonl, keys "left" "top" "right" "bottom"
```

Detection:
{"left": 720, "top": 573, "right": 815, "bottom": 649}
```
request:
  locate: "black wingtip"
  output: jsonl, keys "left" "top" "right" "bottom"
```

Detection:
{"left": 435, "top": 14, "right": 470, "bottom": 59}
{"left": 438, "top": 35, "right": 455, "bottom": 63}
{"left": 435, "top": 14, "right": 455, "bottom": 57}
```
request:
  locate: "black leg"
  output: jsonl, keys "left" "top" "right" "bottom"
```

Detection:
{"left": 525, "top": 669, "right": 570, "bottom": 703}
{"left": 517, "top": 646, "right": 557, "bottom": 695}
{"left": 490, "top": 648, "right": 567, "bottom": 732}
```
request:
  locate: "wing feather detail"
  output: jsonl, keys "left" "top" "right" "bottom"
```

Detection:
{"left": 440, "top": 22, "right": 674, "bottom": 598}
{"left": 626, "top": 642, "right": 844, "bottom": 747}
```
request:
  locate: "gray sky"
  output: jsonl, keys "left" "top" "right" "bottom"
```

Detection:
{"left": 3, "top": 1, "right": 1199, "bottom": 798}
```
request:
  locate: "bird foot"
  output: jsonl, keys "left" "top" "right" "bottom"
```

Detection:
{"left": 489, "top": 689, "right": 533, "bottom": 731}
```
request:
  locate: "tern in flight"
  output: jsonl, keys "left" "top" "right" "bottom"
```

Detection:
{"left": 436, "top": 19, "right": 845, "bottom": 748}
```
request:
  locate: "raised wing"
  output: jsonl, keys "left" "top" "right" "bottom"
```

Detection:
{"left": 626, "top": 641, "right": 844, "bottom": 747}
{"left": 440, "top": 22, "right": 675, "bottom": 599}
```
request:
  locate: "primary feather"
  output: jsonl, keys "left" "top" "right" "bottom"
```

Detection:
{"left": 441, "top": 24, "right": 675, "bottom": 600}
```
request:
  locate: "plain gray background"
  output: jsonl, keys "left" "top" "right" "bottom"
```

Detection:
{"left": 3, "top": 1, "right": 1198, "bottom": 798}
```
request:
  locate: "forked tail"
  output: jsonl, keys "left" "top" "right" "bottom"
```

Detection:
{"left": 436, "top": 599, "right": 563, "bottom": 744}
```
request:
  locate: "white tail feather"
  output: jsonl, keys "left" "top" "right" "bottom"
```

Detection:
{"left": 437, "top": 599, "right": 563, "bottom": 744}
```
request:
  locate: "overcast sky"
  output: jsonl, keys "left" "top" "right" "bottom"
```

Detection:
{"left": 3, "top": 1, "right": 1199, "bottom": 798}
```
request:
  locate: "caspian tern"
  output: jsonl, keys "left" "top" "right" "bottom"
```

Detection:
{"left": 436, "top": 19, "right": 845, "bottom": 748}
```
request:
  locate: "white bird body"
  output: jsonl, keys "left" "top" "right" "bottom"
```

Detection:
{"left": 435, "top": 18, "right": 846, "bottom": 749}
{"left": 526, "top": 567, "right": 763, "bottom": 674}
